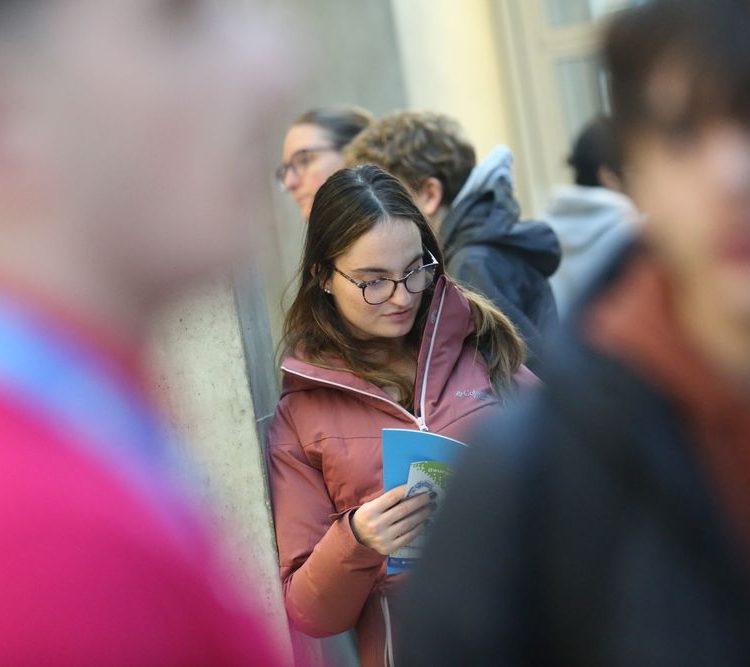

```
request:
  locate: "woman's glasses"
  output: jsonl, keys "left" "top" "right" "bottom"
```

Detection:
{"left": 333, "top": 251, "right": 439, "bottom": 305}
{"left": 275, "top": 146, "right": 337, "bottom": 190}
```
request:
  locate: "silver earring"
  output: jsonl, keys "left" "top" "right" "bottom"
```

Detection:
{"left": 324, "top": 288, "right": 332, "bottom": 294}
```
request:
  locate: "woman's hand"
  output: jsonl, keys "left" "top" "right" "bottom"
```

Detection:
{"left": 350, "top": 484, "right": 435, "bottom": 555}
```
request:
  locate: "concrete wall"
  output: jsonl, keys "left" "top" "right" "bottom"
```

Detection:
{"left": 151, "top": 283, "right": 293, "bottom": 663}
{"left": 390, "top": 0, "right": 515, "bottom": 160}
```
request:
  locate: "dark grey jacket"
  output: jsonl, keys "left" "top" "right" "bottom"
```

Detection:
{"left": 442, "top": 175, "right": 561, "bottom": 368}
{"left": 401, "top": 245, "right": 750, "bottom": 666}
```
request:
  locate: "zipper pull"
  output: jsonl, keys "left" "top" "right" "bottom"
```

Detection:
{"left": 416, "top": 415, "right": 428, "bottom": 432}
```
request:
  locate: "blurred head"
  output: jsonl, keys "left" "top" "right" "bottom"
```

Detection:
{"left": 278, "top": 107, "right": 372, "bottom": 219}
{"left": 0, "top": 0, "right": 290, "bottom": 319}
{"left": 568, "top": 116, "right": 623, "bottom": 191}
{"left": 344, "top": 111, "right": 476, "bottom": 228}
{"left": 283, "top": 165, "right": 525, "bottom": 403}
{"left": 606, "top": 0, "right": 750, "bottom": 334}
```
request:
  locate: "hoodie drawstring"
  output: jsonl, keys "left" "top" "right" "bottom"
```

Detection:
{"left": 381, "top": 593, "right": 395, "bottom": 667}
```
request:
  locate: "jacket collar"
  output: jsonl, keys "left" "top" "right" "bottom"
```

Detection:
{"left": 280, "top": 277, "right": 476, "bottom": 430}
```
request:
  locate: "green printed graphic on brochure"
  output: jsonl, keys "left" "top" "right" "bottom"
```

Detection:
{"left": 381, "top": 428, "right": 467, "bottom": 575}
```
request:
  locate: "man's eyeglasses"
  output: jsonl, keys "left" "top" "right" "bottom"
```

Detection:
{"left": 333, "top": 251, "right": 439, "bottom": 305}
{"left": 275, "top": 146, "right": 338, "bottom": 190}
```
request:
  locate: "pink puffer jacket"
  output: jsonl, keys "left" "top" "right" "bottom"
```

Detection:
{"left": 267, "top": 277, "right": 536, "bottom": 667}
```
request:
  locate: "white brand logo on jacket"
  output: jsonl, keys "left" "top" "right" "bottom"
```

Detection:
{"left": 455, "top": 389, "right": 492, "bottom": 401}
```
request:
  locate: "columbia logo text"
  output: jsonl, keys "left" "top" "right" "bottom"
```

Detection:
{"left": 455, "top": 389, "right": 491, "bottom": 401}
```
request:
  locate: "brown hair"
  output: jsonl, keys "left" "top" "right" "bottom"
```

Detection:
{"left": 605, "top": 0, "right": 750, "bottom": 154}
{"left": 282, "top": 165, "right": 525, "bottom": 407}
{"left": 293, "top": 107, "right": 373, "bottom": 151}
{"left": 344, "top": 111, "right": 476, "bottom": 207}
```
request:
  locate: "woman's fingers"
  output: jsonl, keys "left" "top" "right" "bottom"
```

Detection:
{"left": 386, "top": 504, "right": 433, "bottom": 541}
{"left": 370, "top": 484, "right": 408, "bottom": 512}
{"left": 390, "top": 521, "right": 428, "bottom": 552}
{"left": 370, "top": 485, "right": 432, "bottom": 517}
{"left": 385, "top": 489, "right": 433, "bottom": 523}
{"left": 352, "top": 486, "right": 435, "bottom": 553}
{"left": 352, "top": 485, "right": 409, "bottom": 549}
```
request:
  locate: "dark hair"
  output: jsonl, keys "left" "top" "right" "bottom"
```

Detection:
{"left": 605, "top": 0, "right": 750, "bottom": 152}
{"left": 568, "top": 116, "right": 622, "bottom": 187}
{"left": 282, "top": 165, "right": 525, "bottom": 406}
{"left": 293, "top": 107, "right": 373, "bottom": 151}
{"left": 344, "top": 111, "right": 477, "bottom": 207}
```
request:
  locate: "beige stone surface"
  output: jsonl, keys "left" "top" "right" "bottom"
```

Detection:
{"left": 150, "top": 283, "right": 292, "bottom": 663}
{"left": 390, "top": 0, "right": 515, "bottom": 161}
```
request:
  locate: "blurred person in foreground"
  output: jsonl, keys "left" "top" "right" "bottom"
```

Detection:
{"left": 277, "top": 107, "right": 373, "bottom": 219}
{"left": 346, "top": 112, "right": 561, "bottom": 371}
{"left": 0, "top": 0, "right": 293, "bottom": 664}
{"left": 546, "top": 115, "right": 640, "bottom": 316}
{"left": 401, "top": 0, "right": 750, "bottom": 664}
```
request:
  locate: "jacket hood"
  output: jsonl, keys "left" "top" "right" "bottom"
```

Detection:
{"left": 545, "top": 185, "right": 639, "bottom": 254}
{"left": 441, "top": 146, "right": 561, "bottom": 278}
{"left": 279, "top": 277, "right": 476, "bottom": 421}
{"left": 452, "top": 145, "right": 515, "bottom": 208}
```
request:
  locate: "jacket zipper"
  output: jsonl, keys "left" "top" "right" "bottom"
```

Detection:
{"left": 414, "top": 287, "right": 448, "bottom": 432}
{"left": 280, "top": 366, "right": 426, "bottom": 430}
{"left": 381, "top": 593, "right": 395, "bottom": 667}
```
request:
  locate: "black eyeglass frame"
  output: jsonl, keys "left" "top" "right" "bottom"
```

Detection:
{"left": 332, "top": 250, "right": 440, "bottom": 305}
{"left": 275, "top": 145, "right": 338, "bottom": 190}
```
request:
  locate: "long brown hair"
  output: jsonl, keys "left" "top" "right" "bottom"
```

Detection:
{"left": 282, "top": 165, "right": 525, "bottom": 406}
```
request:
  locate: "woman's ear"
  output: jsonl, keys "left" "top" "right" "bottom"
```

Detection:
{"left": 312, "top": 263, "right": 333, "bottom": 294}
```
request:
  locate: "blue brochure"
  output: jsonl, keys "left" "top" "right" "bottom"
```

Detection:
{"left": 382, "top": 428, "right": 467, "bottom": 574}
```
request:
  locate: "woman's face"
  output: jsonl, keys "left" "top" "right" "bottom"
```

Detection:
{"left": 281, "top": 123, "right": 345, "bottom": 218}
{"left": 325, "top": 219, "right": 427, "bottom": 341}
